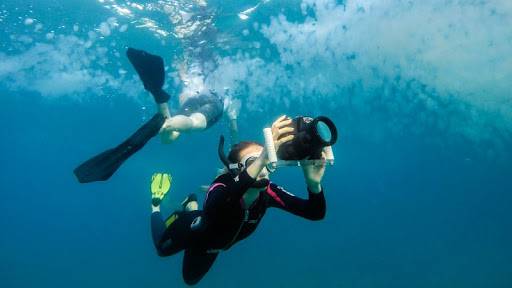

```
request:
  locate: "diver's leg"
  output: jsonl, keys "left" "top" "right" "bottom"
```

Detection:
{"left": 151, "top": 210, "right": 203, "bottom": 257}
{"left": 165, "top": 92, "right": 223, "bottom": 133}
{"left": 178, "top": 194, "right": 215, "bottom": 285}
{"left": 158, "top": 103, "right": 171, "bottom": 118}
{"left": 182, "top": 249, "right": 218, "bottom": 285}
{"left": 157, "top": 103, "right": 181, "bottom": 144}
{"left": 151, "top": 211, "right": 174, "bottom": 256}
{"left": 151, "top": 210, "right": 190, "bottom": 257}
{"left": 150, "top": 180, "right": 203, "bottom": 257}
{"left": 162, "top": 113, "right": 207, "bottom": 132}
{"left": 73, "top": 113, "right": 166, "bottom": 183}
{"left": 150, "top": 172, "right": 180, "bottom": 256}
{"left": 181, "top": 193, "right": 199, "bottom": 212}
{"left": 159, "top": 113, "right": 206, "bottom": 143}
{"left": 126, "top": 48, "right": 170, "bottom": 104}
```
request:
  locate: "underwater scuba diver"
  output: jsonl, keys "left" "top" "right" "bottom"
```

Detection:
{"left": 150, "top": 115, "right": 328, "bottom": 285}
{"left": 74, "top": 0, "right": 236, "bottom": 184}
{"left": 126, "top": 48, "right": 228, "bottom": 143}
{"left": 73, "top": 48, "right": 239, "bottom": 183}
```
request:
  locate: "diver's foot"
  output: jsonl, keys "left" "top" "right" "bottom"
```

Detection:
{"left": 160, "top": 129, "right": 180, "bottom": 144}
{"left": 162, "top": 118, "right": 173, "bottom": 130}
{"left": 151, "top": 173, "right": 172, "bottom": 206}
{"left": 181, "top": 193, "right": 198, "bottom": 211}
{"left": 126, "top": 48, "right": 170, "bottom": 104}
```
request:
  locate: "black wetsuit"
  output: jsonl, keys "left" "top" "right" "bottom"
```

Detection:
{"left": 151, "top": 170, "right": 326, "bottom": 285}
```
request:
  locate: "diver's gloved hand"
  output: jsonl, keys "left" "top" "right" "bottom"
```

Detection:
{"left": 127, "top": 48, "right": 170, "bottom": 104}
{"left": 151, "top": 173, "right": 172, "bottom": 207}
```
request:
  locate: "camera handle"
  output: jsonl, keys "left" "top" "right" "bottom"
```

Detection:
{"left": 263, "top": 128, "right": 278, "bottom": 168}
{"left": 263, "top": 128, "right": 335, "bottom": 169}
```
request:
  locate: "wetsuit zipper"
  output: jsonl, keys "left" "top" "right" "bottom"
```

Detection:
{"left": 224, "top": 209, "right": 249, "bottom": 250}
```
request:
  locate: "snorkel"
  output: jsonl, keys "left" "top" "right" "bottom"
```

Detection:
{"left": 218, "top": 135, "right": 241, "bottom": 177}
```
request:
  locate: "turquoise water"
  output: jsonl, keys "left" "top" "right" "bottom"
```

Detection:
{"left": 1, "top": 0, "right": 511, "bottom": 287}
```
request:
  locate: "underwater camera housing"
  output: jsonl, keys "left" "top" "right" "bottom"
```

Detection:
{"left": 264, "top": 116, "right": 337, "bottom": 169}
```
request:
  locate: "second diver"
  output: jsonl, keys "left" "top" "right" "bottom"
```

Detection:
{"left": 74, "top": 48, "right": 234, "bottom": 183}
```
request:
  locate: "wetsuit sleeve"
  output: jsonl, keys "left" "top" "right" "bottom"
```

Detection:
{"left": 266, "top": 183, "right": 326, "bottom": 220}
{"left": 204, "top": 170, "right": 256, "bottom": 210}
{"left": 227, "top": 170, "right": 257, "bottom": 199}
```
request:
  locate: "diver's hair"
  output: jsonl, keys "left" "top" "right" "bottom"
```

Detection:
{"left": 228, "top": 141, "right": 263, "bottom": 163}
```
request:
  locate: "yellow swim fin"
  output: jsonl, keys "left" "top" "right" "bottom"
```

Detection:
{"left": 151, "top": 172, "right": 172, "bottom": 206}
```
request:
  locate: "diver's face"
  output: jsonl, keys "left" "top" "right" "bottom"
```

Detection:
{"left": 239, "top": 145, "right": 269, "bottom": 180}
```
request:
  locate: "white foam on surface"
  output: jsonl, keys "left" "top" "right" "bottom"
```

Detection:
{"left": 1, "top": 0, "right": 510, "bottom": 147}
{"left": 0, "top": 35, "right": 141, "bottom": 98}
{"left": 130, "top": 3, "right": 144, "bottom": 10}
{"left": 111, "top": 4, "right": 133, "bottom": 17}
{"left": 206, "top": 0, "right": 512, "bottom": 144}
{"left": 98, "top": 22, "right": 111, "bottom": 36}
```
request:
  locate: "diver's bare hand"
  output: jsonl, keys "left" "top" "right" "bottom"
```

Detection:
{"left": 302, "top": 151, "right": 326, "bottom": 193}
{"left": 271, "top": 115, "right": 294, "bottom": 152}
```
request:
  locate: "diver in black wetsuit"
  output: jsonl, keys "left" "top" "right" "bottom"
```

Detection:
{"left": 150, "top": 115, "right": 328, "bottom": 285}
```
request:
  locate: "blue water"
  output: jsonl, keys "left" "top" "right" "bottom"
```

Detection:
{"left": 1, "top": 0, "right": 511, "bottom": 287}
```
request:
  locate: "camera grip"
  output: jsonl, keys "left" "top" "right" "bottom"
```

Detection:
{"left": 263, "top": 128, "right": 278, "bottom": 167}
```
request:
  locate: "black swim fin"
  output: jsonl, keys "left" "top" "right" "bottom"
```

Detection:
{"left": 74, "top": 113, "right": 166, "bottom": 183}
{"left": 126, "top": 47, "right": 170, "bottom": 104}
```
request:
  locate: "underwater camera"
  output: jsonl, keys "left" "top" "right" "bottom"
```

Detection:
{"left": 264, "top": 116, "right": 337, "bottom": 168}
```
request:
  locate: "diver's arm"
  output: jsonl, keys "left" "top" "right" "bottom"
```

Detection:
{"left": 202, "top": 158, "right": 264, "bottom": 207}
{"left": 267, "top": 152, "right": 327, "bottom": 219}
{"left": 204, "top": 172, "right": 255, "bottom": 211}
{"left": 245, "top": 149, "right": 269, "bottom": 179}
{"left": 241, "top": 115, "right": 295, "bottom": 180}
{"left": 227, "top": 170, "right": 258, "bottom": 199}
{"left": 267, "top": 183, "right": 326, "bottom": 220}
{"left": 301, "top": 152, "right": 327, "bottom": 194}
{"left": 225, "top": 150, "right": 271, "bottom": 199}
{"left": 306, "top": 181, "right": 322, "bottom": 194}
{"left": 208, "top": 115, "right": 295, "bottom": 200}
{"left": 227, "top": 115, "right": 294, "bottom": 197}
